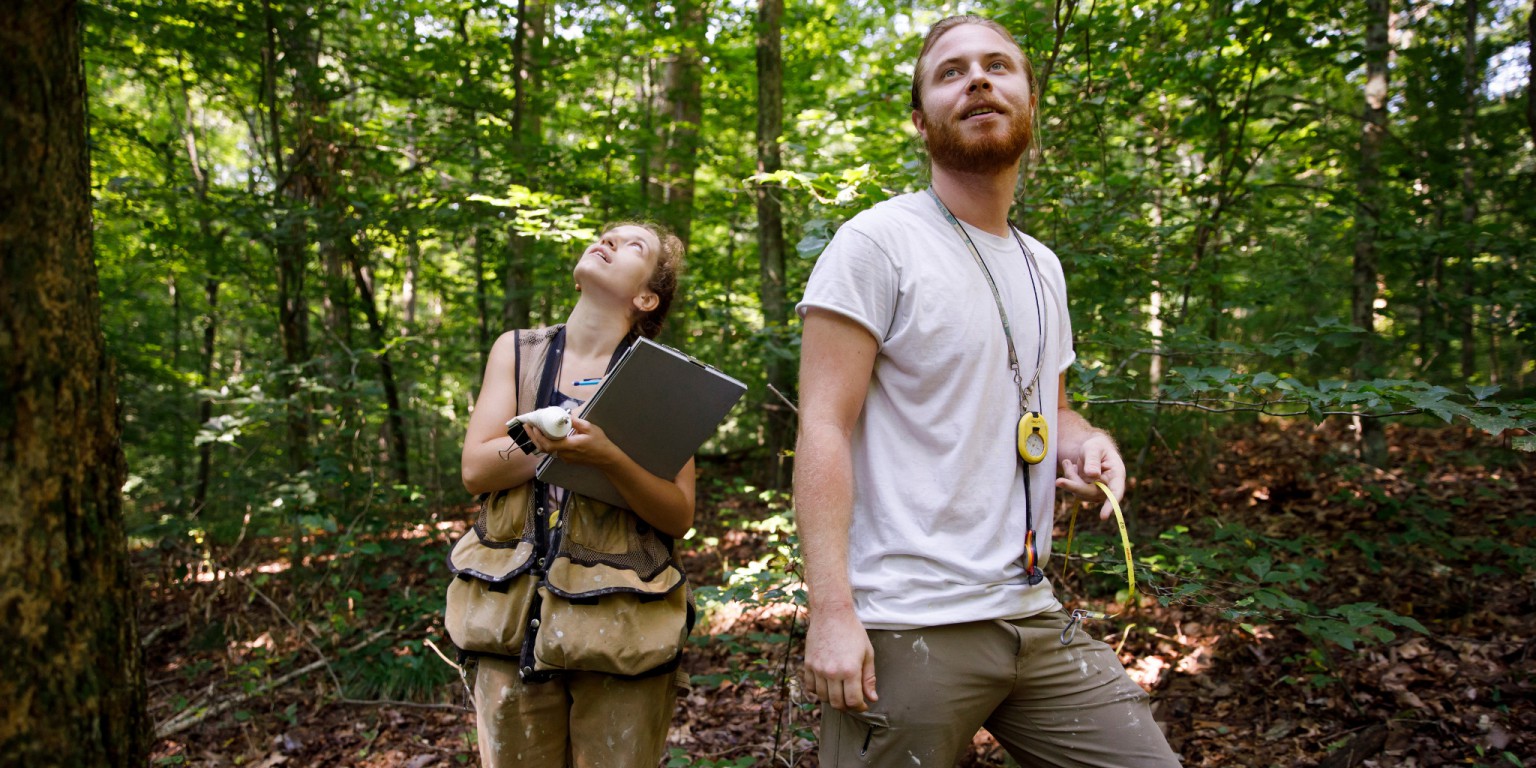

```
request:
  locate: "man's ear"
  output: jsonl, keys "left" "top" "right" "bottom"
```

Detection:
{"left": 912, "top": 110, "right": 927, "bottom": 140}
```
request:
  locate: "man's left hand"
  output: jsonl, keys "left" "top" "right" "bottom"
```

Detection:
{"left": 1056, "top": 433, "right": 1125, "bottom": 520}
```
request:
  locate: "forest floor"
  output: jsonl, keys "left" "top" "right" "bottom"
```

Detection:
{"left": 141, "top": 419, "right": 1534, "bottom": 767}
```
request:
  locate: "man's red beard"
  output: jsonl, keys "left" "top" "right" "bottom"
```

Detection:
{"left": 922, "top": 106, "right": 1033, "bottom": 174}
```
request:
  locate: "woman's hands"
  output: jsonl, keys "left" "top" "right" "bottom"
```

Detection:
{"left": 523, "top": 412, "right": 696, "bottom": 538}
{"left": 523, "top": 415, "right": 618, "bottom": 467}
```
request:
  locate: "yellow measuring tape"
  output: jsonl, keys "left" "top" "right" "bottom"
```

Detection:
{"left": 1097, "top": 481, "right": 1135, "bottom": 597}
{"left": 1057, "top": 483, "right": 1136, "bottom": 648}
{"left": 1062, "top": 482, "right": 1135, "bottom": 598}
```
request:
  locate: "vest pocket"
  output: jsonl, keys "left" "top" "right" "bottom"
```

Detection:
{"left": 528, "top": 496, "right": 693, "bottom": 677}
{"left": 530, "top": 581, "right": 692, "bottom": 677}
{"left": 443, "top": 489, "right": 539, "bottom": 657}
{"left": 445, "top": 571, "right": 537, "bottom": 656}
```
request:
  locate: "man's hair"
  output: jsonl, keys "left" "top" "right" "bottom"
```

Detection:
{"left": 908, "top": 15, "right": 1036, "bottom": 113}
{"left": 604, "top": 220, "right": 685, "bottom": 339}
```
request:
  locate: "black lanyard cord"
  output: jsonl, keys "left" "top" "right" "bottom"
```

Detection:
{"left": 926, "top": 188, "right": 1049, "bottom": 585}
{"left": 924, "top": 187, "right": 1048, "bottom": 413}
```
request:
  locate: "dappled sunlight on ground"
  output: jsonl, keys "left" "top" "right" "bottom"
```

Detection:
{"left": 140, "top": 421, "right": 1533, "bottom": 766}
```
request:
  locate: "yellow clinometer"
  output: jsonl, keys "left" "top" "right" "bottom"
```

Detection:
{"left": 1017, "top": 412, "right": 1048, "bottom": 464}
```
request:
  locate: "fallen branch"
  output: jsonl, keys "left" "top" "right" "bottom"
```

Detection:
{"left": 336, "top": 698, "right": 470, "bottom": 712}
{"left": 154, "top": 628, "right": 390, "bottom": 739}
{"left": 140, "top": 614, "right": 187, "bottom": 648}
{"left": 1315, "top": 723, "right": 1388, "bottom": 768}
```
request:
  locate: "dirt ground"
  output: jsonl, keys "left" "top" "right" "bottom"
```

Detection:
{"left": 144, "top": 421, "right": 1534, "bottom": 767}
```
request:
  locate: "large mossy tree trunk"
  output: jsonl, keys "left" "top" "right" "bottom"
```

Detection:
{"left": 0, "top": 0, "right": 149, "bottom": 763}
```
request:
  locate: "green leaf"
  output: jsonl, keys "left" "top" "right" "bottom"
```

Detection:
{"left": 795, "top": 232, "right": 831, "bottom": 257}
{"left": 1468, "top": 384, "right": 1501, "bottom": 401}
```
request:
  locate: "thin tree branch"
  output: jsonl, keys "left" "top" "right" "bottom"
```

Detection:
{"left": 1085, "top": 397, "right": 1423, "bottom": 419}
{"left": 154, "top": 628, "right": 391, "bottom": 738}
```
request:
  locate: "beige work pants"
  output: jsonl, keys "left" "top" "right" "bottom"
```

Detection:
{"left": 471, "top": 655, "right": 677, "bottom": 768}
{"left": 819, "top": 610, "right": 1181, "bottom": 767}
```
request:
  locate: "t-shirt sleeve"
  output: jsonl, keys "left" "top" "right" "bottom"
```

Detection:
{"left": 1037, "top": 241, "right": 1076, "bottom": 373}
{"left": 1057, "top": 305, "right": 1077, "bottom": 373}
{"left": 795, "top": 226, "right": 900, "bottom": 351}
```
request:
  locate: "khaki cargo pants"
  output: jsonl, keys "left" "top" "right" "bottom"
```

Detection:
{"left": 471, "top": 655, "right": 678, "bottom": 768}
{"left": 820, "top": 610, "right": 1181, "bottom": 767}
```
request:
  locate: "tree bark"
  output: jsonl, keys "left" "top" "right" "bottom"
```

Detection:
{"left": 501, "top": 0, "right": 545, "bottom": 332}
{"left": 0, "top": 1, "right": 149, "bottom": 762}
{"left": 1352, "top": 0, "right": 1391, "bottom": 466}
{"left": 652, "top": 0, "right": 706, "bottom": 250}
{"left": 176, "top": 67, "right": 224, "bottom": 517}
{"left": 265, "top": 0, "right": 324, "bottom": 474}
{"left": 195, "top": 277, "right": 219, "bottom": 512}
{"left": 1458, "top": 0, "right": 1480, "bottom": 381}
{"left": 347, "top": 240, "right": 411, "bottom": 486}
{"left": 455, "top": 14, "right": 495, "bottom": 363}
{"left": 755, "top": 0, "right": 793, "bottom": 486}
{"left": 1527, "top": 0, "right": 1535, "bottom": 145}
{"left": 502, "top": 228, "right": 533, "bottom": 332}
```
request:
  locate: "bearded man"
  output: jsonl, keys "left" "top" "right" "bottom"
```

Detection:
{"left": 794, "top": 15, "right": 1182, "bottom": 767}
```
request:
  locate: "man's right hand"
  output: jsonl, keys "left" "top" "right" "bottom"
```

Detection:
{"left": 803, "top": 606, "right": 878, "bottom": 712}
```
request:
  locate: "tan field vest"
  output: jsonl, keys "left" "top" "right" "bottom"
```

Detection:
{"left": 444, "top": 327, "right": 691, "bottom": 679}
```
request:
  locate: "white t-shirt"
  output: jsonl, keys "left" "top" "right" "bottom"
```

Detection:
{"left": 796, "top": 191, "right": 1076, "bottom": 630}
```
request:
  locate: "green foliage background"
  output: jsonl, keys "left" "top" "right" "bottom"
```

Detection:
{"left": 85, "top": 0, "right": 1532, "bottom": 539}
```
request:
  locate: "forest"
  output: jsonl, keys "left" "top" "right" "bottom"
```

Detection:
{"left": 2, "top": 0, "right": 1534, "bottom": 764}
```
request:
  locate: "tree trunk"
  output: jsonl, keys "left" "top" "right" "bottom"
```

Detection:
{"left": 503, "top": 232, "right": 533, "bottom": 332}
{"left": 274, "top": 179, "right": 312, "bottom": 474}
{"left": 755, "top": 0, "right": 792, "bottom": 486}
{"left": 1527, "top": 0, "right": 1535, "bottom": 145}
{"left": 1352, "top": 0, "right": 1391, "bottom": 466}
{"left": 348, "top": 240, "right": 411, "bottom": 486}
{"left": 653, "top": 0, "right": 706, "bottom": 249}
{"left": 1458, "top": 0, "right": 1480, "bottom": 381}
{"left": 195, "top": 278, "right": 219, "bottom": 513}
{"left": 472, "top": 228, "right": 492, "bottom": 361}
{"left": 646, "top": 0, "right": 705, "bottom": 348}
{"left": 501, "top": 0, "right": 545, "bottom": 332}
{"left": 456, "top": 16, "right": 495, "bottom": 362}
{"left": 322, "top": 243, "right": 352, "bottom": 351}
{"left": 403, "top": 230, "right": 420, "bottom": 328}
{"left": 265, "top": 0, "right": 319, "bottom": 474}
{"left": 176, "top": 71, "right": 224, "bottom": 517}
{"left": 0, "top": 1, "right": 149, "bottom": 762}
{"left": 170, "top": 270, "right": 189, "bottom": 496}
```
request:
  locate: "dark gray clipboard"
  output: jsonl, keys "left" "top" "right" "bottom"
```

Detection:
{"left": 535, "top": 337, "right": 746, "bottom": 509}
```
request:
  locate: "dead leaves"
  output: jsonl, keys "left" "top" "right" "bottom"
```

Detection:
{"left": 142, "top": 421, "right": 1534, "bottom": 766}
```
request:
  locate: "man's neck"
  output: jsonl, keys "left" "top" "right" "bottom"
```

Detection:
{"left": 930, "top": 164, "right": 1019, "bottom": 238}
{"left": 564, "top": 299, "right": 634, "bottom": 358}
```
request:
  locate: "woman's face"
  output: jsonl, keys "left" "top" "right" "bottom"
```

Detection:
{"left": 574, "top": 224, "right": 663, "bottom": 314}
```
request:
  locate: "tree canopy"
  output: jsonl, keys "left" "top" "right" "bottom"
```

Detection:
{"left": 83, "top": 0, "right": 1533, "bottom": 533}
